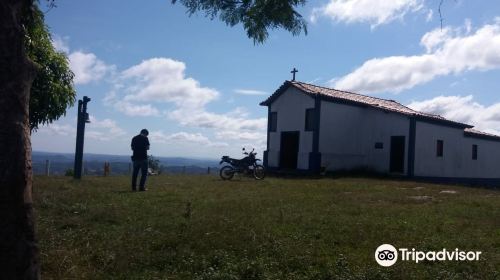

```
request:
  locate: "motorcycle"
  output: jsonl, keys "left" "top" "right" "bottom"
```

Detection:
{"left": 219, "top": 148, "right": 265, "bottom": 180}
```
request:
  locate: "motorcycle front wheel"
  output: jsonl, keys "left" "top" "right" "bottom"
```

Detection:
{"left": 220, "top": 166, "right": 235, "bottom": 180}
{"left": 253, "top": 165, "right": 265, "bottom": 180}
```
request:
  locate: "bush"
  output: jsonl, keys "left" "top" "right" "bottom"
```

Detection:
{"left": 64, "top": 168, "right": 74, "bottom": 177}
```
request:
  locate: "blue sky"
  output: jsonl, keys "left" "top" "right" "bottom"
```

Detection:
{"left": 32, "top": 0, "right": 500, "bottom": 158}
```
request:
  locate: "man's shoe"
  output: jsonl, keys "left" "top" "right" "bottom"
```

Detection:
{"left": 139, "top": 188, "right": 148, "bottom": 191}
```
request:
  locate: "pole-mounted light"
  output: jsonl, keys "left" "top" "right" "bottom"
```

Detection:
{"left": 73, "top": 96, "right": 91, "bottom": 179}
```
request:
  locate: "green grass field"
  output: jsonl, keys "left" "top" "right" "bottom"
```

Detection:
{"left": 33, "top": 175, "right": 500, "bottom": 279}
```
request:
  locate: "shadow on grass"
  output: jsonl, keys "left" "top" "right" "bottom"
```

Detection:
{"left": 267, "top": 167, "right": 500, "bottom": 190}
{"left": 111, "top": 190, "right": 136, "bottom": 194}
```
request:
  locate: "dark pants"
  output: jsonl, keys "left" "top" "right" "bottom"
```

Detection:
{"left": 132, "top": 159, "right": 148, "bottom": 190}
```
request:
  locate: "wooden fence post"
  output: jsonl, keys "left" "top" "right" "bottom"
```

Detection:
{"left": 45, "top": 160, "right": 50, "bottom": 176}
{"left": 104, "top": 162, "right": 110, "bottom": 176}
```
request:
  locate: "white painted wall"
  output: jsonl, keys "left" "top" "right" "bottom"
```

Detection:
{"left": 266, "top": 86, "right": 500, "bottom": 178}
{"left": 268, "top": 87, "right": 315, "bottom": 169}
{"left": 319, "top": 102, "right": 410, "bottom": 173}
{"left": 414, "top": 121, "right": 500, "bottom": 178}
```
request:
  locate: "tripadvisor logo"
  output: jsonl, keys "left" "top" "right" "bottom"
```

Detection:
{"left": 375, "top": 244, "right": 482, "bottom": 267}
{"left": 375, "top": 244, "right": 398, "bottom": 267}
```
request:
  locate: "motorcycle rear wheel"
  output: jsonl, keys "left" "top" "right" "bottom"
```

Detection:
{"left": 253, "top": 165, "right": 265, "bottom": 180}
{"left": 220, "top": 166, "right": 235, "bottom": 180}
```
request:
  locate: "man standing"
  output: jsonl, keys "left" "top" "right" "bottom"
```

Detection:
{"left": 131, "top": 129, "right": 150, "bottom": 191}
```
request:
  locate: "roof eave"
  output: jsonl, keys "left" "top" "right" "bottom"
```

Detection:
{"left": 414, "top": 115, "right": 473, "bottom": 129}
{"left": 464, "top": 131, "right": 500, "bottom": 142}
{"left": 261, "top": 80, "right": 474, "bottom": 130}
{"left": 259, "top": 80, "right": 295, "bottom": 106}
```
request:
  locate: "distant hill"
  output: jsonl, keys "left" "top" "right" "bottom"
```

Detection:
{"left": 32, "top": 151, "right": 220, "bottom": 175}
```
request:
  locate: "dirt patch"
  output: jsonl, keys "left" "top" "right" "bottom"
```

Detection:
{"left": 408, "top": 195, "right": 433, "bottom": 201}
{"left": 440, "top": 190, "right": 458, "bottom": 194}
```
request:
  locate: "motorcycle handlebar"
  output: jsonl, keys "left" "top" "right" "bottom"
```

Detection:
{"left": 243, "top": 148, "right": 256, "bottom": 155}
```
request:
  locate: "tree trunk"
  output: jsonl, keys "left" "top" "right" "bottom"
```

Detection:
{"left": 0, "top": 0, "right": 40, "bottom": 279}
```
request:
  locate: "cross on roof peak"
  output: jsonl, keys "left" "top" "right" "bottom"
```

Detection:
{"left": 291, "top": 68, "right": 298, "bottom": 81}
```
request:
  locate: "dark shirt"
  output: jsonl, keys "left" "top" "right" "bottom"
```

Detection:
{"left": 131, "top": 134, "right": 150, "bottom": 161}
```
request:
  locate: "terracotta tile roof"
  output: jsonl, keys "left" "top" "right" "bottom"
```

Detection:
{"left": 292, "top": 81, "right": 439, "bottom": 117}
{"left": 260, "top": 80, "right": 472, "bottom": 128}
{"left": 464, "top": 128, "right": 500, "bottom": 141}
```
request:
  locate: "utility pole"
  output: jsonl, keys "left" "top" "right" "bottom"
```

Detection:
{"left": 73, "top": 96, "right": 91, "bottom": 179}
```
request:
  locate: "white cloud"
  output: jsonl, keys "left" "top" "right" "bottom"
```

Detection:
{"left": 51, "top": 35, "right": 70, "bottom": 53}
{"left": 420, "top": 27, "right": 452, "bottom": 53}
{"left": 121, "top": 58, "right": 219, "bottom": 108}
{"left": 86, "top": 116, "right": 127, "bottom": 141}
{"left": 150, "top": 131, "right": 228, "bottom": 148}
{"left": 465, "top": 18, "right": 472, "bottom": 33}
{"left": 38, "top": 123, "right": 75, "bottom": 137}
{"left": 234, "top": 89, "right": 268, "bottom": 96}
{"left": 168, "top": 109, "right": 266, "bottom": 132}
{"left": 215, "top": 131, "right": 266, "bottom": 142}
{"left": 49, "top": 35, "right": 115, "bottom": 85}
{"left": 307, "top": 77, "right": 323, "bottom": 84}
{"left": 226, "top": 107, "right": 250, "bottom": 118}
{"left": 114, "top": 101, "right": 160, "bottom": 117}
{"left": 311, "top": 0, "right": 423, "bottom": 28}
{"left": 106, "top": 57, "right": 268, "bottom": 147}
{"left": 407, "top": 95, "right": 500, "bottom": 135}
{"left": 69, "top": 51, "right": 115, "bottom": 85}
{"left": 333, "top": 19, "right": 500, "bottom": 94}
{"left": 425, "top": 9, "right": 433, "bottom": 22}
{"left": 88, "top": 116, "right": 126, "bottom": 133}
